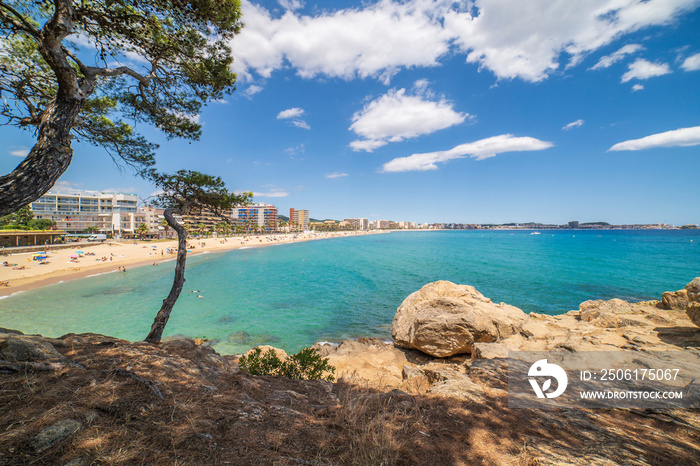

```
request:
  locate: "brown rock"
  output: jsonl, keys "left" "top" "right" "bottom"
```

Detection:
{"left": 0, "top": 335, "right": 63, "bottom": 362}
{"left": 391, "top": 281, "right": 527, "bottom": 357}
{"left": 686, "top": 277, "right": 700, "bottom": 303}
{"left": 31, "top": 419, "right": 82, "bottom": 452}
{"left": 687, "top": 303, "right": 700, "bottom": 328}
{"left": 661, "top": 290, "right": 689, "bottom": 310}
{"left": 580, "top": 298, "right": 631, "bottom": 316}
{"left": 578, "top": 299, "right": 646, "bottom": 328}
{"left": 471, "top": 342, "right": 509, "bottom": 360}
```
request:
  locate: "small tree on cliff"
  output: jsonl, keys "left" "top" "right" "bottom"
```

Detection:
{"left": 0, "top": 0, "right": 242, "bottom": 217}
{"left": 144, "top": 170, "right": 251, "bottom": 343}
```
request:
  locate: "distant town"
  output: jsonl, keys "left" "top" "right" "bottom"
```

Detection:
{"left": 1, "top": 188, "right": 697, "bottom": 247}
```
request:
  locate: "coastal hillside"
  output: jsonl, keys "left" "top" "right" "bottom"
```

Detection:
{"left": 1, "top": 281, "right": 700, "bottom": 465}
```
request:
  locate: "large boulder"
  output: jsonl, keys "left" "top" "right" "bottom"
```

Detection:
{"left": 391, "top": 281, "right": 527, "bottom": 357}
{"left": 658, "top": 278, "right": 700, "bottom": 310}
{"left": 687, "top": 303, "right": 700, "bottom": 328}
{"left": 686, "top": 278, "right": 700, "bottom": 303}
{"left": 660, "top": 290, "right": 689, "bottom": 310}
{"left": 0, "top": 334, "right": 63, "bottom": 362}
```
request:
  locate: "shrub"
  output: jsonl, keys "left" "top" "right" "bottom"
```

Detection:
{"left": 239, "top": 347, "right": 335, "bottom": 382}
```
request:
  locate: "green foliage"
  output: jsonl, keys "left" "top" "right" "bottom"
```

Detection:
{"left": 84, "top": 225, "right": 99, "bottom": 233}
{"left": 136, "top": 223, "right": 150, "bottom": 236}
{"left": 28, "top": 218, "right": 55, "bottom": 230}
{"left": 146, "top": 169, "right": 252, "bottom": 216}
{"left": 0, "top": 206, "right": 34, "bottom": 228}
{"left": 1, "top": 0, "right": 243, "bottom": 171}
{"left": 239, "top": 347, "right": 336, "bottom": 382}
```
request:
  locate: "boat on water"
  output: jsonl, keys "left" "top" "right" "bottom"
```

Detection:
{"left": 530, "top": 232, "right": 541, "bottom": 235}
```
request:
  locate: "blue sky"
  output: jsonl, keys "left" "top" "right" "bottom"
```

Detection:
{"left": 2, "top": 0, "right": 700, "bottom": 225}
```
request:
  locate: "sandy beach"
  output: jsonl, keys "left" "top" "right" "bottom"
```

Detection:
{"left": 0, "top": 230, "right": 385, "bottom": 297}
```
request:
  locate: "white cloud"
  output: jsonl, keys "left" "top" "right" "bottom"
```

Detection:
{"left": 681, "top": 52, "right": 700, "bottom": 71}
{"left": 232, "top": 1, "right": 698, "bottom": 84}
{"left": 632, "top": 84, "right": 644, "bottom": 91}
{"left": 350, "top": 86, "right": 467, "bottom": 152}
{"left": 277, "top": 107, "right": 305, "bottom": 119}
{"left": 253, "top": 189, "right": 290, "bottom": 198}
{"left": 231, "top": 0, "right": 453, "bottom": 82}
{"left": 213, "top": 98, "right": 229, "bottom": 104}
{"left": 8, "top": 146, "right": 29, "bottom": 157}
{"left": 326, "top": 172, "right": 349, "bottom": 179}
{"left": 277, "top": 107, "right": 310, "bottom": 129}
{"left": 285, "top": 144, "right": 305, "bottom": 155}
{"left": 589, "top": 44, "right": 644, "bottom": 70}
{"left": 382, "top": 134, "right": 554, "bottom": 172}
{"left": 244, "top": 85, "right": 263, "bottom": 98}
{"left": 621, "top": 58, "right": 672, "bottom": 82}
{"left": 562, "top": 119, "right": 585, "bottom": 130}
{"left": 609, "top": 126, "right": 700, "bottom": 151}
{"left": 291, "top": 119, "right": 311, "bottom": 130}
{"left": 279, "top": 0, "right": 304, "bottom": 11}
{"left": 349, "top": 139, "right": 388, "bottom": 152}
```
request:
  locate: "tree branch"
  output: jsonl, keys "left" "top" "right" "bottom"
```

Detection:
{"left": 0, "top": 2, "right": 41, "bottom": 37}
{"left": 84, "top": 64, "right": 151, "bottom": 85}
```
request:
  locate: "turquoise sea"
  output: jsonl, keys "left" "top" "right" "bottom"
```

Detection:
{"left": 1, "top": 230, "right": 698, "bottom": 354}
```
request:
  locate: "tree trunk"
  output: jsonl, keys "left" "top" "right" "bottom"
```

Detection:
{"left": 0, "top": 95, "right": 84, "bottom": 216}
{"left": 145, "top": 208, "right": 188, "bottom": 343}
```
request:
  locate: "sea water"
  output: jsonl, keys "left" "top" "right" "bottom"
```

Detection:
{"left": 0, "top": 229, "right": 698, "bottom": 354}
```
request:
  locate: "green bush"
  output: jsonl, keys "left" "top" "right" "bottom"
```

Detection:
{"left": 239, "top": 347, "right": 335, "bottom": 382}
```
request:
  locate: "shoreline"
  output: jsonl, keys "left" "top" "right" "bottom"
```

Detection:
{"left": 0, "top": 230, "right": 387, "bottom": 297}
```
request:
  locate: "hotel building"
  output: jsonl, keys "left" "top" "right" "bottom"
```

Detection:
{"left": 289, "top": 208, "right": 310, "bottom": 231}
{"left": 231, "top": 203, "right": 278, "bottom": 231}
{"left": 343, "top": 218, "right": 369, "bottom": 230}
{"left": 31, "top": 189, "right": 141, "bottom": 235}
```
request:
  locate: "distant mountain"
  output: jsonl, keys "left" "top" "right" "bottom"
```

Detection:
{"left": 278, "top": 215, "right": 289, "bottom": 221}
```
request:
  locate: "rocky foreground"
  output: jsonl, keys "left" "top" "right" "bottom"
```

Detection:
{"left": 1, "top": 281, "right": 700, "bottom": 465}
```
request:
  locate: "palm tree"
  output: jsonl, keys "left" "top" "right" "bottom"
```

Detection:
{"left": 215, "top": 222, "right": 229, "bottom": 237}
{"left": 160, "top": 218, "right": 171, "bottom": 239}
{"left": 136, "top": 223, "right": 150, "bottom": 240}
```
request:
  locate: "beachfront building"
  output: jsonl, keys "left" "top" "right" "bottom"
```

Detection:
{"left": 373, "top": 220, "right": 391, "bottom": 230}
{"left": 232, "top": 203, "right": 278, "bottom": 232}
{"left": 181, "top": 208, "right": 233, "bottom": 235}
{"left": 343, "top": 218, "right": 369, "bottom": 230}
{"left": 289, "top": 208, "right": 310, "bottom": 231}
{"left": 31, "top": 189, "right": 139, "bottom": 235}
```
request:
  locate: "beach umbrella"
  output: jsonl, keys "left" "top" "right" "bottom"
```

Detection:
{"left": 75, "top": 250, "right": 84, "bottom": 254}
{"left": 70, "top": 255, "right": 78, "bottom": 258}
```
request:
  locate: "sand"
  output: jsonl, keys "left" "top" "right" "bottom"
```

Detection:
{"left": 0, "top": 230, "right": 385, "bottom": 297}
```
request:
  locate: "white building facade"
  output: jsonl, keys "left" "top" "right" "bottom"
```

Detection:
{"left": 31, "top": 189, "right": 140, "bottom": 235}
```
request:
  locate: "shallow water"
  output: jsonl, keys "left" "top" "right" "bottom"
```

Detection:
{"left": 1, "top": 230, "right": 698, "bottom": 354}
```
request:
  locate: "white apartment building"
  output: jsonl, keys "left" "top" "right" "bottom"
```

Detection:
{"left": 344, "top": 218, "right": 369, "bottom": 230}
{"left": 31, "top": 189, "right": 140, "bottom": 235}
